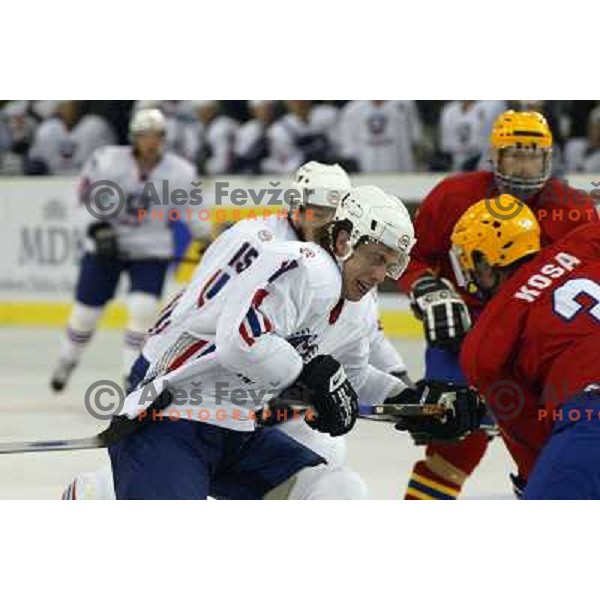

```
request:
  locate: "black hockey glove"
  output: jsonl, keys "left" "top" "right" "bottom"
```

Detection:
{"left": 293, "top": 355, "right": 359, "bottom": 437}
{"left": 87, "top": 221, "right": 118, "bottom": 259}
{"left": 388, "top": 380, "right": 485, "bottom": 445}
{"left": 389, "top": 370, "right": 415, "bottom": 388}
{"left": 410, "top": 275, "right": 472, "bottom": 353}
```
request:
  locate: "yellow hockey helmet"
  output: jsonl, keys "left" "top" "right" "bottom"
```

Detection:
{"left": 491, "top": 110, "right": 553, "bottom": 150}
{"left": 450, "top": 196, "right": 541, "bottom": 287}
{"left": 490, "top": 110, "right": 553, "bottom": 198}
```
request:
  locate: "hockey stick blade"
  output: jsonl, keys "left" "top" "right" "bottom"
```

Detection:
{"left": 368, "top": 403, "right": 446, "bottom": 418}
{"left": 0, "top": 436, "right": 104, "bottom": 455}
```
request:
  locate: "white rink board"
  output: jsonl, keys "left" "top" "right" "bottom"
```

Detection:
{"left": 0, "top": 327, "right": 513, "bottom": 500}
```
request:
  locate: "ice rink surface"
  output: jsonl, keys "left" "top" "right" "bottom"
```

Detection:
{"left": 0, "top": 327, "right": 514, "bottom": 499}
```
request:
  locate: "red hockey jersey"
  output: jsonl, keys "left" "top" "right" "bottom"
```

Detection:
{"left": 399, "top": 172, "right": 599, "bottom": 311}
{"left": 460, "top": 223, "right": 600, "bottom": 477}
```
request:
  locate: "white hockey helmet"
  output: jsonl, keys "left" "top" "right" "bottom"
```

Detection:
{"left": 129, "top": 108, "right": 167, "bottom": 138}
{"left": 332, "top": 185, "right": 415, "bottom": 280}
{"left": 292, "top": 161, "right": 352, "bottom": 209}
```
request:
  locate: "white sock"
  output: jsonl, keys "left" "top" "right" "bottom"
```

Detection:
{"left": 59, "top": 303, "right": 103, "bottom": 364}
{"left": 123, "top": 292, "right": 159, "bottom": 376}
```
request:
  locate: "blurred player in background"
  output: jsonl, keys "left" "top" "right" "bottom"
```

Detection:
{"left": 50, "top": 108, "right": 209, "bottom": 393}
{"left": 63, "top": 161, "right": 416, "bottom": 499}
{"left": 263, "top": 101, "right": 340, "bottom": 174}
{"left": 454, "top": 198, "right": 600, "bottom": 498}
{"left": 398, "top": 110, "right": 599, "bottom": 500}
{"left": 233, "top": 100, "right": 274, "bottom": 174}
{"left": 338, "top": 100, "right": 424, "bottom": 173}
{"left": 181, "top": 100, "right": 239, "bottom": 174}
{"left": 27, "top": 101, "right": 115, "bottom": 175}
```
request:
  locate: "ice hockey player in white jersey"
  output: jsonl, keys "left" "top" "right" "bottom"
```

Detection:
{"left": 98, "top": 177, "right": 417, "bottom": 499}
{"left": 27, "top": 101, "right": 116, "bottom": 175}
{"left": 339, "top": 100, "right": 423, "bottom": 173}
{"left": 233, "top": 100, "right": 275, "bottom": 174}
{"left": 263, "top": 101, "right": 340, "bottom": 174}
{"left": 50, "top": 108, "right": 209, "bottom": 392}
{"left": 181, "top": 100, "right": 239, "bottom": 175}
{"left": 62, "top": 162, "right": 413, "bottom": 499}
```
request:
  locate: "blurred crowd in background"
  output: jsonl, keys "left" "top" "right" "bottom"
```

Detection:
{"left": 1, "top": 100, "right": 599, "bottom": 177}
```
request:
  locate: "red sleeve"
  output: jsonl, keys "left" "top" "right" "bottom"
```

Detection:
{"left": 536, "top": 180, "right": 600, "bottom": 244}
{"left": 398, "top": 178, "right": 454, "bottom": 293}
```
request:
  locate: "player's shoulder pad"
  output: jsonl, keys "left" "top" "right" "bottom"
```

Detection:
{"left": 440, "top": 170, "right": 493, "bottom": 189}
{"left": 282, "top": 241, "right": 341, "bottom": 298}
{"left": 543, "top": 177, "right": 597, "bottom": 208}
{"left": 227, "top": 216, "right": 283, "bottom": 245}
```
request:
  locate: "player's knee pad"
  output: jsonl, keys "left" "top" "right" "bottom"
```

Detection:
{"left": 126, "top": 292, "right": 159, "bottom": 333}
{"left": 275, "top": 419, "right": 348, "bottom": 469}
{"left": 272, "top": 465, "right": 369, "bottom": 500}
{"left": 69, "top": 302, "right": 103, "bottom": 333}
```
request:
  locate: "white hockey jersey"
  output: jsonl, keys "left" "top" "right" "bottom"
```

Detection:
{"left": 339, "top": 100, "right": 422, "bottom": 173}
{"left": 138, "top": 214, "right": 403, "bottom": 409}
{"left": 439, "top": 101, "right": 490, "bottom": 171}
{"left": 28, "top": 115, "right": 115, "bottom": 175}
{"left": 217, "top": 215, "right": 406, "bottom": 395}
{"left": 181, "top": 115, "right": 239, "bottom": 174}
{"left": 263, "top": 106, "right": 340, "bottom": 174}
{"left": 121, "top": 224, "right": 344, "bottom": 431}
{"left": 78, "top": 146, "right": 209, "bottom": 258}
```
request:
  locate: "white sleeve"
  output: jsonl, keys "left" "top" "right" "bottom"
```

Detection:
{"left": 206, "top": 119, "right": 238, "bottom": 175}
{"left": 407, "top": 101, "right": 423, "bottom": 145}
{"left": 169, "top": 160, "right": 212, "bottom": 240}
{"left": 235, "top": 121, "right": 260, "bottom": 155}
{"left": 368, "top": 330, "right": 407, "bottom": 374}
{"left": 329, "top": 320, "right": 405, "bottom": 405}
{"left": 215, "top": 248, "right": 309, "bottom": 390}
{"left": 94, "top": 117, "right": 117, "bottom": 148}
{"left": 75, "top": 149, "right": 104, "bottom": 230}
{"left": 362, "top": 291, "right": 407, "bottom": 374}
{"left": 439, "top": 104, "right": 454, "bottom": 154}
{"left": 262, "top": 121, "right": 303, "bottom": 174}
{"left": 27, "top": 121, "right": 53, "bottom": 163}
{"left": 359, "top": 365, "right": 406, "bottom": 405}
{"left": 181, "top": 122, "right": 201, "bottom": 163}
{"left": 338, "top": 102, "right": 359, "bottom": 160}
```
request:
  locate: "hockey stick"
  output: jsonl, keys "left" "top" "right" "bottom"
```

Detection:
{"left": 367, "top": 403, "right": 445, "bottom": 418}
{"left": 271, "top": 397, "right": 446, "bottom": 422}
{"left": 118, "top": 254, "right": 201, "bottom": 265}
{"left": 0, "top": 388, "right": 173, "bottom": 456}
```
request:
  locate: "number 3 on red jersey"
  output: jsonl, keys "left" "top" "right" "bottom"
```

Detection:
{"left": 553, "top": 277, "right": 600, "bottom": 323}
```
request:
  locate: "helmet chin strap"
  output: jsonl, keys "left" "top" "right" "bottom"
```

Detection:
{"left": 335, "top": 247, "right": 354, "bottom": 272}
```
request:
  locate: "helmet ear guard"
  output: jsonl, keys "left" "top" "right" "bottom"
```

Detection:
{"left": 450, "top": 196, "right": 541, "bottom": 294}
